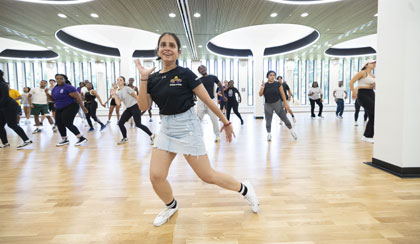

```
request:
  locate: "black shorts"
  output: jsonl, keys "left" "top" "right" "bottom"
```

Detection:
{"left": 48, "top": 102, "right": 56, "bottom": 112}
{"left": 110, "top": 98, "right": 116, "bottom": 106}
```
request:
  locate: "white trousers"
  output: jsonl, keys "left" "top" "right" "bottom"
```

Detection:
{"left": 196, "top": 99, "right": 220, "bottom": 137}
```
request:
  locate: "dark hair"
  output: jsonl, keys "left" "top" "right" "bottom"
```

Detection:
{"left": 361, "top": 65, "right": 367, "bottom": 71}
{"left": 24, "top": 87, "right": 31, "bottom": 92}
{"left": 198, "top": 65, "right": 206, "bottom": 72}
{"left": 49, "top": 79, "right": 56, "bottom": 82}
{"left": 266, "top": 70, "right": 276, "bottom": 78}
{"left": 277, "top": 76, "right": 283, "bottom": 80}
{"left": 0, "top": 70, "right": 5, "bottom": 83}
{"left": 312, "top": 81, "right": 319, "bottom": 88}
{"left": 119, "top": 76, "right": 126, "bottom": 82}
{"left": 55, "top": 74, "right": 72, "bottom": 85}
{"left": 155, "top": 32, "right": 181, "bottom": 64}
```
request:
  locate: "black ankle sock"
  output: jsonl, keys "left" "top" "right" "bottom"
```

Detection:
{"left": 166, "top": 199, "right": 177, "bottom": 209}
{"left": 238, "top": 183, "right": 248, "bottom": 196}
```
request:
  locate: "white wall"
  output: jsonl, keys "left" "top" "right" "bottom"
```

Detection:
{"left": 373, "top": 0, "right": 420, "bottom": 168}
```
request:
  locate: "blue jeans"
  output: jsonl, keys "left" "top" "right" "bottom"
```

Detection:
{"left": 336, "top": 98, "right": 344, "bottom": 116}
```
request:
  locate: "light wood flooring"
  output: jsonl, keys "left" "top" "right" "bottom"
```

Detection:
{"left": 1, "top": 112, "right": 419, "bottom": 244}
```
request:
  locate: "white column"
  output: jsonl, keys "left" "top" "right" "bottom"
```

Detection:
{"left": 372, "top": 0, "right": 420, "bottom": 175}
{"left": 119, "top": 48, "right": 133, "bottom": 80}
{"left": 252, "top": 49, "right": 265, "bottom": 118}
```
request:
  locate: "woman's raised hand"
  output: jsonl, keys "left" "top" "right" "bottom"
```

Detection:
{"left": 134, "top": 59, "right": 155, "bottom": 80}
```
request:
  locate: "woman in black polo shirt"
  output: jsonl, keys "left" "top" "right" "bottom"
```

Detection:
{"left": 136, "top": 32, "right": 259, "bottom": 227}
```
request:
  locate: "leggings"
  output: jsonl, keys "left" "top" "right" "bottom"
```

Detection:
{"left": 354, "top": 99, "right": 368, "bottom": 121}
{"left": 55, "top": 103, "right": 81, "bottom": 137}
{"left": 264, "top": 100, "right": 292, "bottom": 133}
{"left": 0, "top": 106, "right": 29, "bottom": 144}
{"left": 118, "top": 104, "right": 152, "bottom": 138}
{"left": 357, "top": 89, "right": 375, "bottom": 138}
{"left": 310, "top": 98, "right": 323, "bottom": 117}
{"left": 85, "top": 101, "right": 104, "bottom": 128}
{"left": 226, "top": 101, "right": 243, "bottom": 122}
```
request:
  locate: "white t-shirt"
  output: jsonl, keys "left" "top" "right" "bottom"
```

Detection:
{"left": 308, "top": 87, "right": 323, "bottom": 100}
{"left": 81, "top": 87, "right": 88, "bottom": 95}
{"left": 333, "top": 87, "right": 346, "bottom": 99}
{"left": 30, "top": 87, "right": 48, "bottom": 104}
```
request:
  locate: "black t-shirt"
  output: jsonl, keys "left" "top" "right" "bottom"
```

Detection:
{"left": 263, "top": 82, "right": 282, "bottom": 103}
{"left": 226, "top": 87, "right": 239, "bottom": 103}
{"left": 147, "top": 66, "right": 201, "bottom": 115}
{"left": 282, "top": 83, "right": 290, "bottom": 101}
{"left": 199, "top": 75, "right": 220, "bottom": 99}
{"left": 0, "top": 82, "right": 18, "bottom": 109}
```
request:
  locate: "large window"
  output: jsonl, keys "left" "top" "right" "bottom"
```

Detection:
{"left": 25, "top": 62, "right": 34, "bottom": 88}
{"left": 16, "top": 62, "right": 24, "bottom": 91}
{"left": 300, "top": 60, "right": 307, "bottom": 105}
{"left": 323, "top": 59, "right": 330, "bottom": 104}
{"left": 308, "top": 60, "right": 314, "bottom": 85}
{"left": 247, "top": 59, "right": 253, "bottom": 106}
{"left": 293, "top": 60, "right": 299, "bottom": 102}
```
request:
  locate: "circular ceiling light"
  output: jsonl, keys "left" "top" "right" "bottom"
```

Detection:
{"left": 90, "top": 13, "right": 99, "bottom": 18}
{"left": 169, "top": 13, "right": 176, "bottom": 18}
{"left": 268, "top": 0, "right": 342, "bottom": 5}
{"left": 301, "top": 12, "right": 309, "bottom": 17}
{"left": 16, "top": 0, "right": 94, "bottom": 4}
{"left": 182, "top": 45, "right": 187, "bottom": 49}
{"left": 198, "top": 45, "right": 203, "bottom": 48}
{"left": 194, "top": 13, "right": 201, "bottom": 18}
{"left": 270, "top": 13, "right": 278, "bottom": 17}
{"left": 58, "top": 13, "right": 67, "bottom": 18}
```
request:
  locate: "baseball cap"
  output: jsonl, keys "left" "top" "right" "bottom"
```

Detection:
{"left": 363, "top": 59, "right": 376, "bottom": 67}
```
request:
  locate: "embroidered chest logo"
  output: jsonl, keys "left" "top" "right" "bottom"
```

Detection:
{"left": 169, "top": 76, "right": 183, "bottom": 86}
{"left": 60, "top": 89, "right": 64, "bottom": 93}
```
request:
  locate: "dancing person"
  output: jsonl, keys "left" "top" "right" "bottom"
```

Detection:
{"left": 7, "top": 84, "right": 22, "bottom": 123}
{"left": 28, "top": 80, "right": 56, "bottom": 133}
{"left": 83, "top": 82, "right": 106, "bottom": 132}
{"left": 354, "top": 99, "right": 368, "bottom": 126}
{"left": 47, "top": 79, "right": 56, "bottom": 119}
{"left": 333, "top": 81, "right": 347, "bottom": 119}
{"left": 277, "top": 76, "right": 296, "bottom": 123}
{"left": 225, "top": 80, "right": 244, "bottom": 125}
{"left": 350, "top": 59, "right": 376, "bottom": 143}
{"left": 21, "top": 87, "right": 31, "bottom": 124}
{"left": 141, "top": 104, "right": 153, "bottom": 122}
{"left": 197, "top": 65, "right": 226, "bottom": 142}
{"left": 46, "top": 74, "right": 88, "bottom": 146}
{"left": 105, "top": 83, "right": 120, "bottom": 124}
{"left": 308, "top": 81, "right": 324, "bottom": 119}
{"left": 216, "top": 80, "right": 228, "bottom": 114}
{"left": 0, "top": 70, "right": 32, "bottom": 149}
{"left": 260, "top": 71, "right": 297, "bottom": 141}
{"left": 136, "top": 32, "right": 259, "bottom": 227}
{"left": 112, "top": 76, "right": 154, "bottom": 145}
{"left": 128, "top": 78, "right": 139, "bottom": 127}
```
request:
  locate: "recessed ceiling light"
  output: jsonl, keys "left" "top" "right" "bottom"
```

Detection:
{"left": 270, "top": 13, "right": 278, "bottom": 17}
{"left": 328, "top": 44, "right": 332, "bottom": 47}
{"left": 58, "top": 13, "right": 67, "bottom": 18}
{"left": 194, "top": 13, "right": 201, "bottom": 18}
{"left": 182, "top": 45, "right": 187, "bottom": 48}
{"left": 47, "top": 46, "right": 53, "bottom": 49}
{"left": 156, "top": 29, "right": 159, "bottom": 32}
{"left": 374, "top": 13, "right": 378, "bottom": 17}
{"left": 100, "top": 60, "right": 104, "bottom": 62}
{"left": 326, "top": 28, "right": 330, "bottom": 31}
{"left": 169, "top": 13, "right": 176, "bottom": 18}
{"left": 301, "top": 12, "right": 309, "bottom": 17}
{"left": 63, "top": 46, "right": 68, "bottom": 49}
{"left": 55, "top": 46, "right": 61, "bottom": 50}
{"left": 198, "top": 45, "right": 203, "bottom": 48}
{"left": 90, "top": 13, "right": 99, "bottom": 18}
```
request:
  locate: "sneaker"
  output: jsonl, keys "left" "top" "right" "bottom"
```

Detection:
{"left": 17, "top": 140, "right": 33, "bottom": 150}
{"left": 150, "top": 134, "right": 155, "bottom": 145}
{"left": 267, "top": 133, "right": 272, "bottom": 141}
{"left": 0, "top": 143, "right": 10, "bottom": 148}
{"left": 339, "top": 116, "right": 343, "bottom": 119}
{"left": 75, "top": 136, "right": 88, "bottom": 146}
{"left": 88, "top": 128, "right": 95, "bottom": 133}
{"left": 117, "top": 138, "right": 128, "bottom": 145}
{"left": 153, "top": 205, "right": 178, "bottom": 227}
{"left": 56, "top": 138, "right": 70, "bottom": 147}
{"left": 241, "top": 120, "right": 244, "bottom": 125}
{"left": 289, "top": 129, "right": 298, "bottom": 140}
{"left": 52, "top": 125, "right": 57, "bottom": 132}
{"left": 32, "top": 128, "right": 42, "bottom": 134}
{"left": 106, "top": 120, "right": 111, "bottom": 125}
{"left": 149, "top": 118, "right": 153, "bottom": 122}
{"left": 100, "top": 124, "right": 106, "bottom": 131}
{"left": 215, "top": 136, "right": 220, "bottom": 143}
{"left": 361, "top": 136, "right": 374, "bottom": 144}
{"left": 292, "top": 117, "right": 296, "bottom": 123}
{"left": 354, "top": 121, "right": 358, "bottom": 126}
{"left": 242, "top": 180, "right": 259, "bottom": 213}
{"left": 318, "top": 115, "right": 324, "bottom": 118}
{"left": 311, "top": 116, "right": 316, "bottom": 119}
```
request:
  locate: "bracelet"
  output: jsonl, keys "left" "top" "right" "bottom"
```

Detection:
{"left": 141, "top": 79, "right": 148, "bottom": 81}
{"left": 223, "top": 121, "right": 232, "bottom": 127}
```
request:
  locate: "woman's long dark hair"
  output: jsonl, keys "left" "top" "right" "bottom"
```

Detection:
{"left": 0, "top": 70, "right": 6, "bottom": 83}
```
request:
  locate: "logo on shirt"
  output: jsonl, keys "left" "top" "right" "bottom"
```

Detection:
{"left": 169, "top": 76, "right": 182, "bottom": 86}
{"left": 60, "top": 89, "right": 64, "bottom": 93}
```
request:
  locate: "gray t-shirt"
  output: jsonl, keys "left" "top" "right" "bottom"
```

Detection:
{"left": 117, "top": 86, "right": 137, "bottom": 108}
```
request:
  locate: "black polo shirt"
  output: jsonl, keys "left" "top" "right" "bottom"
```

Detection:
{"left": 199, "top": 75, "right": 220, "bottom": 99}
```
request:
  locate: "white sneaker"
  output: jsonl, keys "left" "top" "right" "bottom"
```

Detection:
{"left": 150, "top": 134, "right": 155, "bottom": 145}
{"left": 267, "top": 133, "right": 272, "bottom": 141}
{"left": 215, "top": 136, "right": 220, "bottom": 143}
{"left": 117, "top": 138, "right": 128, "bottom": 145}
{"left": 242, "top": 180, "right": 259, "bottom": 213}
{"left": 153, "top": 206, "right": 178, "bottom": 227}
{"left": 289, "top": 129, "right": 298, "bottom": 140}
{"left": 354, "top": 121, "right": 358, "bottom": 126}
{"left": 292, "top": 117, "right": 296, "bottom": 123}
{"left": 361, "top": 136, "right": 374, "bottom": 143}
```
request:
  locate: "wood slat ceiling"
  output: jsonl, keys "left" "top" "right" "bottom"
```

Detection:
{"left": 0, "top": 0, "right": 377, "bottom": 62}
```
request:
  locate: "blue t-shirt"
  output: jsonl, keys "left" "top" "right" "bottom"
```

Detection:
{"left": 52, "top": 84, "right": 77, "bottom": 109}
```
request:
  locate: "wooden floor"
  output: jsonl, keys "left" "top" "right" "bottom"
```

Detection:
{"left": 1, "top": 111, "right": 419, "bottom": 244}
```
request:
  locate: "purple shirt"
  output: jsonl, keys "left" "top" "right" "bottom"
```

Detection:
{"left": 52, "top": 84, "right": 77, "bottom": 109}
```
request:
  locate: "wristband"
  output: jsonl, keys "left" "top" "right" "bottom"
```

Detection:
{"left": 223, "top": 121, "right": 232, "bottom": 127}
